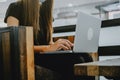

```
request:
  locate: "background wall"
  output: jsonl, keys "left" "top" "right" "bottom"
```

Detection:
{"left": 0, "top": 0, "right": 119, "bottom": 27}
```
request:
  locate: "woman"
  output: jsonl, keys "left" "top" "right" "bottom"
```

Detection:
{"left": 4, "top": 0, "right": 93, "bottom": 80}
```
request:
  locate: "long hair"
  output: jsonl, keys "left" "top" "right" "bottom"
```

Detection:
{"left": 18, "top": 0, "right": 40, "bottom": 39}
{"left": 40, "top": 0, "right": 54, "bottom": 43}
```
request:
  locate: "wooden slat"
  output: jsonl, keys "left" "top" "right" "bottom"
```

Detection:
{"left": 74, "top": 58, "right": 120, "bottom": 77}
{"left": 18, "top": 26, "right": 35, "bottom": 80}
{"left": 19, "top": 27, "right": 27, "bottom": 80}
{"left": 10, "top": 27, "right": 21, "bottom": 80}
{"left": 0, "top": 26, "right": 35, "bottom": 80}
{"left": 25, "top": 27, "right": 35, "bottom": 80}
{"left": 0, "top": 27, "right": 12, "bottom": 80}
{"left": 2, "top": 32, "right": 11, "bottom": 80}
{"left": 0, "top": 33, "right": 3, "bottom": 79}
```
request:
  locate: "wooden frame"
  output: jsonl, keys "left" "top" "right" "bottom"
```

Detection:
{"left": 0, "top": 26, "right": 35, "bottom": 80}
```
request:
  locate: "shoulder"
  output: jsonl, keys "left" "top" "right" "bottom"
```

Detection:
{"left": 4, "top": 2, "right": 22, "bottom": 23}
{"left": 6, "top": 2, "right": 22, "bottom": 15}
{"left": 8, "top": 2, "right": 22, "bottom": 9}
{"left": 6, "top": 2, "right": 22, "bottom": 14}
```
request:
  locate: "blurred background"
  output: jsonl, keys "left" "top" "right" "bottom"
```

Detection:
{"left": 0, "top": 0, "right": 120, "bottom": 27}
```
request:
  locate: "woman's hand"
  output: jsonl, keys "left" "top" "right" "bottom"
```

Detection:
{"left": 34, "top": 39, "right": 73, "bottom": 53}
{"left": 46, "top": 39, "right": 74, "bottom": 52}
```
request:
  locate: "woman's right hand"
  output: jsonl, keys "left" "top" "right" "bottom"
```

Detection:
{"left": 46, "top": 39, "right": 74, "bottom": 52}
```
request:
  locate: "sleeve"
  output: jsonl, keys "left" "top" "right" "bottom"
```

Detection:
{"left": 4, "top": 3, "right": 20, "bottom": 23}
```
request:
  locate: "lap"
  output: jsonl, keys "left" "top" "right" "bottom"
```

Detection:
{"left": 35, "top": 53, "right": 93, "bottom": 71}
{"left": 35, "top": 53, "right": 93, "bottom": 80}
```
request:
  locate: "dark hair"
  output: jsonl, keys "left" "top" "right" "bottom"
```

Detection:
{"left": 39, "top": 0, "right": 54, "bottom": 43}
{"left": 18, "top": 0, "right": 40, "bottom": 39}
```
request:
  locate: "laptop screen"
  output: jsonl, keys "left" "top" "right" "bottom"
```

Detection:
{"left": 73, "top": 11, "right": 101, "bottom": 53}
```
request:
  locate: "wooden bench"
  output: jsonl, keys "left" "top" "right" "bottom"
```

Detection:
{"left": 0, "top": 26, "right": 35, "bottom": 80}
{"left": 74, "top": 57, "right": 120, "bottom": 80}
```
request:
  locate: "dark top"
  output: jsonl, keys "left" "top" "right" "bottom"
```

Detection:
{"left": 4, "top": 2, "right": 50, "bottom": 45}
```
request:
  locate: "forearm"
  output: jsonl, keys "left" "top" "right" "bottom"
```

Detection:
{"left": 34, "top": 45, "right": 50, "bottom": 53}
{"left": 34, "top": 38, "right": 74, "bottom": 53}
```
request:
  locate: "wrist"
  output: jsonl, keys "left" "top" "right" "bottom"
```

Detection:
{"left": 42, "top": 45, "right": 50, "bottom": 52}
{"left": 34, "top": 45, "right": 50, "bottom": 52}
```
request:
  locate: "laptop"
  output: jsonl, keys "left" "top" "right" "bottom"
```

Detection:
{"left": 43, "top": 11, "right": 101, "bottom": 54}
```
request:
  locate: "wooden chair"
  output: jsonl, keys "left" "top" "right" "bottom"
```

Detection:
{"left": 0, "top": 26, "right": 35, "bottom": 80}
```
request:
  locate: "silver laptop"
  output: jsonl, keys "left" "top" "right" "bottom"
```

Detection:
{"left": 73, "top": 11, "right": 101, "bottom": 53}
{"left": 43, "top": 11, "right": 101, "bottom": 54}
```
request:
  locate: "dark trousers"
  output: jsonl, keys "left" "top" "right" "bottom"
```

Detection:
{"left": 35, "top": 53, "right": 94, "bottom": 80}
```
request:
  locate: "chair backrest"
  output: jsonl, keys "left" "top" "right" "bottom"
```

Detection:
{"left": 0, "top": 26, "right": 35, "bottom": 80}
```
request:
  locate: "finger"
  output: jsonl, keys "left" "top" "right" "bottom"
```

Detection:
{"left": 61, "top": 39, "right": 73, "bottom": 49}
{"left": 61, "top": 39, "right": 73, "bottom": 47}
{"left": 65, "top": 40, "right": 74, "bottom": 47}
{"left": 56, "top": 46, "right": 62, "bottom": 51}
{"left": 60, "top": 44, "right": 69, "bottom": 50}
{"left": 63, "top": 41, "right": 71, "bottom": 50}
{"left": 56, "top": 43, "right": 68, "bottom": 51}
{"left": 56, "top": 39, "right": 73, "bottom": 50}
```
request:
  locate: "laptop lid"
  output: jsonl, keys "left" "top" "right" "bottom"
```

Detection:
{"left": 73, "top": 11, "right": 101, "bottom": 53}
